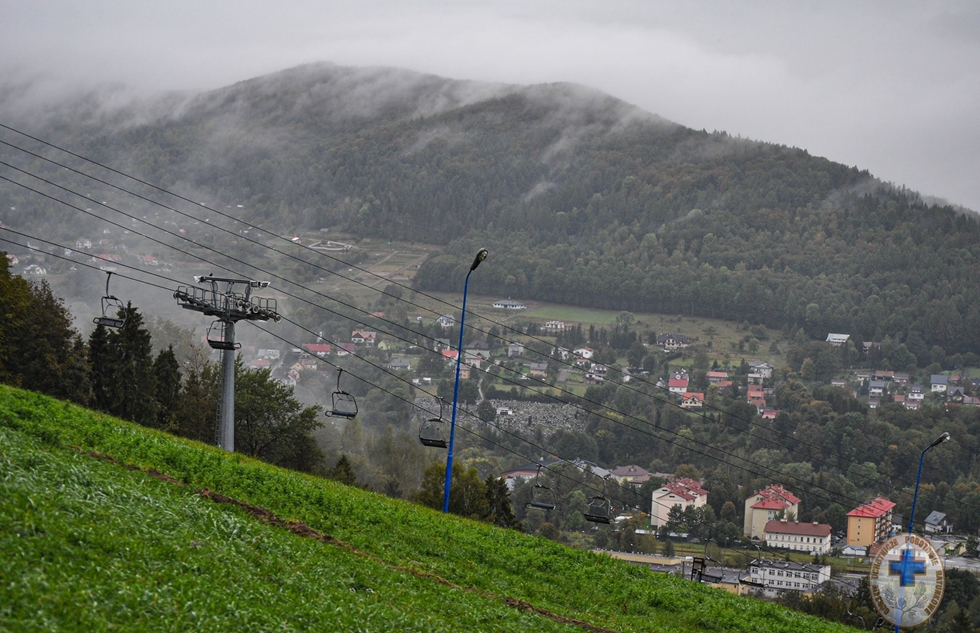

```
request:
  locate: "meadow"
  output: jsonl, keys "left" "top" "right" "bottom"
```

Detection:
{"left": 0, "top": 384, "right": 852, "bottom": 632}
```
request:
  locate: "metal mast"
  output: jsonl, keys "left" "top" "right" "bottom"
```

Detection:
{"left": 174, "top": 275, "right": 281, "bottom": 451}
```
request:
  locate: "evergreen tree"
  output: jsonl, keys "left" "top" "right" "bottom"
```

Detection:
{"left": 328, "top": 454, "right": 358, "bottom": 486}
{"left": 173, "top": 362, "right": 218, "bottom": 444}
{"left": 88, "top": 323, "right": 113, "bottom": 411}
{"left": 485, "top": 475, "right": 521, "bottom": 530}
{"left": 88, "top": 304, "right": 158, "bottom": 426}
{"left": 152, "top": 345, "right": 182, "bottom": 430}
{"left": 0, "top": 258, "right": 90, "bottom": 404}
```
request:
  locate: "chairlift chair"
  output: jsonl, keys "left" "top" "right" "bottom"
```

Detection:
{"left": 93, "top": 271, "right": 126, "bottom": 328}
{"left": 584, "top": 478, "right": 612, "bottom": 524}
{"left": 206, "top": 320, "right": 240, "bottom": 350}
{"left": 326, "top": 368, "right": 358, "bottom": 419}
{"left": 525, "top": 464, "right": 557, "bottom": 511}
{"left": 418, "top": 399, "right": 448, "bottom": 448}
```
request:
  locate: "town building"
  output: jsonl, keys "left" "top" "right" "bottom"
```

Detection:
{"left": 748, "top": 559, "right": 831, "bottom": 597}
{"left": 846, "top": 497, "right": 895, "bottom": 547}
{"left": 744, "top": 485, "right": 801, "bottom": 539}
{"left": 924, "top": 511, "right": 952, "bottom": 534}
{"left": 763, "top": 520, "right": 832, "bottom": 554}
{"left": 650, "top": 478, "right": 708, "bottom": 528}
{"left": 657, "top": 333, "right": 692, "bottom": 351}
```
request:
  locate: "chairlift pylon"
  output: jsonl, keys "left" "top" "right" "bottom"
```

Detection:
{"left": 525, "top": 464, "right": 557, "bottom": 511}
{"left": 326, "top": 368, "right": 358, "bottom": 419}
{"left": 93, "top": 271, "right": 126, "bottom": 328}
{"left": 206, "top": 320, "right": 240, "bottom": 350}
{"left": 584, "top": 477, "right": 612, "bottom": 524}
{"left": 418, "top": 398, "right": 448, "bottom": 448}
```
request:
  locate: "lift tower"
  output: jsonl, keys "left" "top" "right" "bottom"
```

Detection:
{"left": 174, "top": 275, "right": 280, "bottom": 452}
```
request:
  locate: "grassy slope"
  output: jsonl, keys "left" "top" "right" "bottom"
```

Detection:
{"left": 0, "top": 385, "right": 854, "bottom": 632}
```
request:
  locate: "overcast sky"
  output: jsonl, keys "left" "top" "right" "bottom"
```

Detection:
{"left": 3, "top": 0, "right": 979, "bottom": 211}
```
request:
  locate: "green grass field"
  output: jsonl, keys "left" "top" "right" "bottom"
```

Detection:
{"left": 0, "top": 385, "right": 854, "bottom": 632}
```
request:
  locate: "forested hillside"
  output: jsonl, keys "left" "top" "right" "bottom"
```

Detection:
{"left": 2, "top": 62, "right": 978, "bottom": 357}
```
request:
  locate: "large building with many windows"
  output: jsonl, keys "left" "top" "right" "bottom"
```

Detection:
{"left": 846, "top": 497, "right": 896, "bottom": 547}
{"left": 744, "top": 485, "right": 801, "bottom": 539}
{"left": 748, "top": 559, "right": 831, "bottom": 597}
{"left": 763, "top": 520, "right": 832, "bottom": 554}
{"left": 650, "top": 478, "right": 708, "bottom": 529}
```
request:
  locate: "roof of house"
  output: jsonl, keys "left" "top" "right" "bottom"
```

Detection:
{"left": 674, "top": 478, "right": 708, "bottom": 495}
{"left": 659, "top": 487, "right": 696, "bottom": 501}
{"left": 924, "top": 511, "right": 948, "bottom": 526}
{"left": 611, "top": 464, "right": 650, "bottom": 478}
{"left": 657, "top": 333, "right": 692, "bottom": 343}
{"left": 682, "top": 392, "right": 705, "bottom": 403}
{"left": 931, "top": 374, "right": 948, "bottom": 384}
{"left": 847, "top": 497, "right": 896, "bottom": 518}
{"left": 668, "top": 378, "right": 689, "bottom": 388}
{"left": 302, "top": 343, "right": 331, "bottom": 353}
{"left": 752, "top": 485, "right": 801, "bottom": 508}
{"left": 764, "top": 520, "right": 832, "bottom": 538}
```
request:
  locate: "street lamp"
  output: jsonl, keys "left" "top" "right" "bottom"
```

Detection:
{"left": 908, "top": 432, "right": 951, "bottom": 534}
{"left": 890, "top": 431, "right": 950, "bottom": 633}
{"left": 442, "top": 248, "right": 488, "bottom": 513}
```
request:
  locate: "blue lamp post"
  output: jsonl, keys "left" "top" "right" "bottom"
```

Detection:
{"left": 443, "top": 248, "right": 488, "bottom": 513}
{"left": 891, "top": 431, "right": 950, "bottom": 633}
{"left": 907, "top": 432, "right": 950, "bottom": 534}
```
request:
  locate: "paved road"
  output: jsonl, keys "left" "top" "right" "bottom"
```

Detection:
{"left": 945, "top": 556, "right": 980, "bottom": 572}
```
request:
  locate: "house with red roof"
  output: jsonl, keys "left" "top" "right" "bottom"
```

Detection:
{"left": 707, "top": 371, "right": 729, "bottom": 384}
{"left": 668, "top": 377, "right": 689, "bottom": 395}
{"left": 351, "top": 330, "right": 377, "bottom": 346}
{"left": 764, "top": 520, "right": 832, "bottom": 554}
{"left": 744, "top": 485, "right": 801, "bottom": 539}
{"left": 680, "top": 392, "right": 705, "bottom": 409}
{"left": 650, "top": 478, "right": 709, "bottom": 528}
{"left": 302, "top": 343, "right": 332, "bottom": 357}
{"left": 846, "top": 497, "right": 895, "bottom": 547}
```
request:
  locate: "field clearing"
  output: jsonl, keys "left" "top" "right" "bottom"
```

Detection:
{"left": 278, "top": 236, "right": 786, "bottom": 369}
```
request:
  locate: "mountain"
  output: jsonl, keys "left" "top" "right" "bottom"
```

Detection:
{"left": 2, "top": 62, "right": 979, "bottom": 359}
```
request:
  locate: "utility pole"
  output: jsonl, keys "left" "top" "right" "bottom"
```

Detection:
{"left": 174, "top": 275, "right": 280, "bottom": 451}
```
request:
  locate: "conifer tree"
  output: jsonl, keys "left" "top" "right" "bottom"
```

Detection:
{"left": 485, "top": 475, "right": 521, "bottom": 530}
{"left": 88, "top": 303, "right": 158, "bottom": 426}
{"left": 153, "top": 345, "right": 182, "bottom": 430}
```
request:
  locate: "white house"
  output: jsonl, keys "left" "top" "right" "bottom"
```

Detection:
{"left": 931, "top": 375, "right": 948, "bottom": 393}
{"left": 826, "top": 333, "right": 850, "bottom": 346}
{"left": 493, "top": 299, "right": 526, "bottom": 310}
{"left": 657, "top": 333, "right": 692, "bottom": 351}
{"left": 650, "top": 478, "right": 708, "bottom": 528}
{"left": 924, "top": 511, "right": 952, "bottom": 534}
{"left": 749, "top": 559, "right": 831, "bottom": 597}
{"left": 744, "top": 485, "right": 801, "bottom": 539}
{"left": 763, "top": 520, "right": 832, "bottom": 554}
{"left": 436, "top": 315, "right": 455, "bottom": 328}
{"left": 748, "top": 361, "right": 775, "bottom": 380}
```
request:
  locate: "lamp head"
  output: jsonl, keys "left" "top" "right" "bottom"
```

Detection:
{"left": 930, "top": 432, "right": 951, "bottom": 448}
{"left": 470, "top": 248, "right": 488, "bottom": 271}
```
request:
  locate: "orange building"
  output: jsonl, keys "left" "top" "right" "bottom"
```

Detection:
{"left": 846, "top": 497, "right": 896, "bottom": 547}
